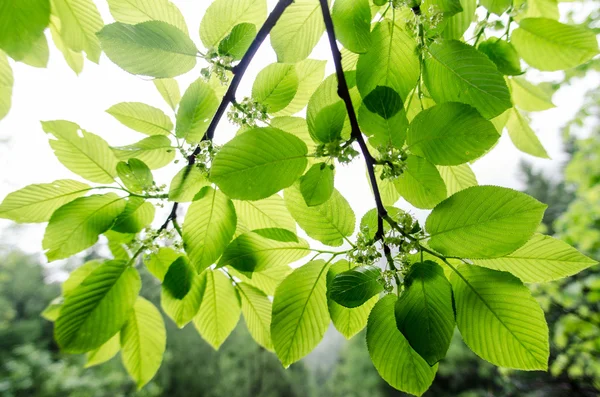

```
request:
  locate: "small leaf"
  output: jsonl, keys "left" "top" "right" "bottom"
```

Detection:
{"left": 363, "top": 86, "right": 403, "bottom": 120}
{"left": 237, "top": 283, "right": 274, "bottom": 350}
{"left": 112, "top": 197, "right": 155, "bottom": 234}
{"left": 161, "top": 269, "right": 205, "bottom": 328}
{"left": 218, "top": 23, "right": 256, "bottom": 60}
{"left": 299, "top": 163, "right": 334, "bottom": 207}
{"left": 116, "top": 158, "right": 154, "bottom": 193}
{"left": 162, "top": 256, "right": 195, "bottom": 299}
{"left": 360, "top": 206, "right": 406, "bottom": 240}
{"left": 252, "top": 63, "right": 299, "bottom": 113}
{"left": 274, "top": 59, "right": 327, "bottom": 116}
{"left": 153, "top": 78, "right": 181, "bottom": 110}
{"left": 112, "top": 135, "right": 176, "bottom": 170}
{"left": 358, "top": 103, "right": 408, "bottom": 149}
{"left": 509, "top": 77, "right": 555, "bottom": 112}
{"left": 506, "top": 108, "right": 549, "bottom": 158}
{"left": 252, "top": 227, "right": 298, "bottom": 242}
{"left": 330, "top": 265, "right": 383, "bottom": 308}
{"left": 107, "top": 102, "right": 173, "bottom": 136}
{"left": 168, "top": 166, "right": 210, "bottom": 202}
{"left": 85, "top": 333, "right": 120, "bottom": 368}
{"left": 331, "top": 0, "right": 372, "bottom": 54}
{"left": 145, "top": 247, "right": 181, "bottom": 281}
{"left": 200, "top": 0, "right": 266, "bottom": 48}
{"left": 478, "top": 38, "right": 523, "bottom": 75}
{"left": 393, "top": 155, "right": 447, "bottom": 209}
{"left": 175, "top": 78, "right": 219, "bottom": 142}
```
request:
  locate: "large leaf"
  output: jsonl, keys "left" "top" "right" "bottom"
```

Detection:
{"left": 55, "top": 260, "right": 141, "bottom": 353}
{"left": 200, "top": 0, "right": 266, "bottom": 48}
{"left": 426, "top": 186, "right": 547, "bottom": 258}
{"left": 424, "top": 40, "right": 512, "bottom": 119}
{"left": 509, "top": 77, "right": 555, "bottom": 112}
{"left": 42, "top": 120, "right": 119, "bottom": 183}
{"left": 175, "top": 78, "right": 219, "bottom": 142}
{"left": 270, "top": 0, "right": 327, "bottom": 63}
{"left": 0, "top": 180, "right": 90, "bottom": 223}
{"left": 329, "top": 265, "right": 383, "bottom": 308}
{"left": 193, "top": 270, "right": 241, "bottom": 350}
{"left": 112, "top": 135, "right": 176, "bottom": 170}
{"left": 356, "top": 20, "right": 419, "bottom": 102}
{"left": 153, "top": 78, "right": 181, "bottom": 110}
{"left": 275, "top": 59, "right": 326, "bottom": 116}
{"left": 43, "top": 194, "right": 126, "bottom": 261}
{"left": 436, "top": 164, "right": 477, "bottom": 196}
{"left": 284, "top": 184, "right": 355, "bottom": 246}
{"left": 183, "top": 186, "right": 237, "bottom": 273}
{"left": 52, "top": 0, "right": 103, "bottom": 63}
{"left": 97, "top": 21, "right": 198, "bottom": 78}
{"left": 107, "top": 0, "right": 188, "bottom": 33}
{"left": 0, "top": 0, "right": 50, "bottom": 60}
{"left": 237, "top": 283, "right": 274, "bottom": 350}
{"left": 473, "top": 234, "right": 597, "bottom": 283}
{"left": 252, "top": 63, "right": 299, "bottom": 113}
{"left": 0, "top": 51, "right": 13, "bottom": 121}
{"left": 168, "top": 166, "right": 210, "bottom": 202}
{"left": 161, "top": 269, "right": 205, "bottom": 328}
{"left": 211, "top": 127, "right": 308, "bottom": 200}
{"left": 331, "top": 0, "right": 372, "bottom": 54}
{"left": 367, "top": 295, "right": 437, "bottom": 396}
{"left": 107, "top": 102, "right": 173, "bottom": 136}
{"left": 450, "top": 264, "right": 549, "bottom": 370}
{"left": 393, "top": 155, "right": 447, "bottom": 210}
{"left": 120, "top": 297, "right": 166, "bottom": 389}
{"left": 395, "top": 261, "right": 454, "bottom": 366}
{"left": 511, "top": 18, "right": 598, "bottom": 71}
{"left": 271, "top": 260, "right": 330, "bottom": 367}
{"left": 407, "top": 103, "right": 499, "bottom": 165}
{"left": 233, "top": 194, "right": 296, "bottom": 234}
{"left": 299, "top": 163, "right": 334, "bottom": 207}
{"left": 506, "top": 107, "right": 549, "bottom": 158}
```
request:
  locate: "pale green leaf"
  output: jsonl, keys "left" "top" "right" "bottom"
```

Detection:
{"left": 0, "top": 51, "right": 12, "bottom": 121}
{"left": 441, "top": 0, "right": 476, "bottom": 40}
{"left": 509, "top": 77, "right": 555, "bottom": 111}
{"left": 252, "top": 63, "right": 299, "bottom": 113}
{"left": 175, "top": 78, "right": 219, "bottom": 142}
{"left": 168, "top": 166, "right": 210, "bottom": 202}
{"left": 218, "top": 23, "right": 256, "bottom": 60}
{"left": 62, "top": 260, "right": 103, "bottom": 296}
{"left": 0, "top": 0, "right": 49, "bottom": 60}
{"left": 113, "top": 135, "right": 176, "bottom": 170}
{"left": 341, "top": 47, "right": 359, "bottom": 71}
{"left": 200, "top": 0, "right": 266, "bottom": 48}
{"left": 480, "top": 0, "right": 511, "bottom": 14}
{"left": 331, "top": 0, "right": 372, "bottom": 54}
{"left": 299, "top": 163, "right": 334, "bottom": 207}
{"left": 116, "top": 158, "right": 153, "bottom": 193}
{"left": 515, "top": 0, "right": 559, "bottom": 20}
{"left": 52, "top": 0, "right": 103, "bottom": 63}
{"left": 237, "top": 283, "right": 274, "bottom": 350}
{"left": 107, "top": 0, "right": 188, "bottom": 33}
{"left": 229, "top": 265, "right": 292, "bottom": 296}
{"left": 153, "top": 78, "right": 181, "bottom": 110}
{"left": 19, "top": 34, "right": 50, "bottom": 68}
{"left": 112, "top": 197, "right": 155, "bottom": 233}
{"left": 85, "top": 333, "right": 120, "bottom": 368}
{"left": 50, "top": 16, "right": 84, "bottom": 74}
{"left": 274, "top": 59, "right": 326, "bottom": 116}
{"left": 161, "top": 269, "right": 205, "bottom": 328}
{"left": 359, "top": 103, "right": 408, "bottom": 149}
{"left": 360, "top": 206, "right": 405, "bottom": 240}
{"left": 107, "top": 102, "right": 173, "bottom": 136}
{"left": 506, "top": 107, "right": 549, "bottom": 158}
{"left": 478, "top": 38, "right": 523, "bottom": 75}
{"left": 270, "top": 116, "right": 315, "bottom": 150}
{"left": 393, "top": 155, "right": 447, "bottom": 209}
{"left": 145, "top": 247, "right": 181, "bottom": 281}
{"left": 436, "top": 164, "right": 478, "bottom": 196}
{"left": 330, "top": 265, "right": 383, "bottom": 308}
{"left": 233, "top": 194, "right": 296, "bottom": 235}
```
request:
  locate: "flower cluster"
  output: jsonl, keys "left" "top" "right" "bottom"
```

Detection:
{"left": 315, "top": 140, "right": 360, "bottom": 164}
{"left": 377, "top": 147, "right": 408, "bottom": 180}
{"left": 201, "top": 50, "right": 234, "bottom": 84}
{"left": 194, "top": 140, "right": 219, "bottom": 174}
{"left": 348, "top": 226, "right": 382, "bottom": 266}
{"left": 227, "top": 97, "right": 269, "bottom": 127}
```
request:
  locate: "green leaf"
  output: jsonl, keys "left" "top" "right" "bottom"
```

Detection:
{"left": 116, "top": 159, "right": 154, "bottom": 193}
{"left": 270, "top": 0, "right": 327, "bottom": 63}
{"left": 359, "top": 103, "right": 408, "bottom": 149}
{"left": 113, "top": 135, "right": 176, "bottom": 170}
{"left": 284, "top": 184, "right": 355, "bottom": 246}
{"left": 52, "top": 0, "right": 103, "bottom": 63}
{"left": 331, "top": 0, "right": 372, "bottom": 54}
{"left": 299, "top": 163, "right": 334, "bottom": 207}
{"left": 511, "top": 18, "right": 598, "bottom": 71}
{"left": 211, "top": 127, "right": 308, "bottom": 200}
{"left": 450, "top": 264, "right": 549, "bottom": 370}
{"left": 426, "top": 186, "right": 547, "bottom": 258}
{"left": 274, "top": 59, "right": 326, "bottom": 116}
{"left": 237, "top": 283, "right": 274, "bottom": 350}
{"left": 62, "top": 260, "right": 103, "bottom": 296}
{"left": 506, "top": 108, "right": 549, "bottom": 158}
{"left": 357, "top": 20, "right": 420, "bottom": 102}
{"left": 200, "top": 0, "right": 266, "bottom": 48}
{"left": 363, "top": 86, "right": 403, "bottom": 120}
{"left": 162, "top": 256, "right": 194, "bottom": 299}
{"left": 193, "top": 270, "right": 241, "bottom": 350}
{"left": 441, "top": 0, "right": 476, "bottom": 40}
{"left": 252, "top": 63, "right": 299, "bottom": 113}
{"left": 175, "top": 78, "right": 219, "bottom": 142}
{"left": 327, "top": 260, "right": 378, "bottom": 339}
{"left": 161, "top": 269, "right": 205, "bottom": 328}
{"left": 49, "top": 16, "right": 84, "bottom": 74}
{"left": 480, "top": 0, "right": 511, "bottom": 14}
{"left": 97, "top": 21, "right": 198, "bottom": 78}
{"left": 395, "top": 261, "right": 454, "bottom": 366}
{"left": 0, "top": 51, "right": 12, "bottom": 121}
{"left": 509, "top": 77, "right": 555, "bottom": 112}
{"left": 107, "top": 102, "right": 173, "bottom": 136}
{"left": 112, "top": 197, "right": 155, "bottom": 233}
{"left": 120, "top": 297, "right": 166, "bottom": 389}
{"left": 436, "top": 164, "right": 478, "bottom": 196}
{"left": 42, "top": 120, "right": 119, "bottom": 183}
{"left": 20, "top": 34, "right": 50, "bottom": 68}
{"left": 424, "top": 39, "right": 512, "bottom": 119}
{"left": 217, "top": 231, "right": 309, "bottom": 272}
{"left": 145, "top": 247, "right": 181, "bottom": 281}
{"left": 153, "top": 78, "right": 181, "bottom": 110}
{"left": 270, "top": 116, "right": 315, "bottom": 150}
{"left": 473, "top": 234, "right": 598, "bottom": 282}
{"left": 0, "top": 179, "right": 90, "bottom": 223}
{"left": 107, "top": 0, "right": 188, "bottom": 34}
{"left": 367, "top": 295, "right": 437, "bottom": 396}
{"left": 55, "top": 260, "right": 141, "bottom": 353}
{"left": 43, "top": 194, "right": 126, "bottom": 261}
{"left": 229, "top": 265, "right": 292, "bottom": 296}
{"left": 168, "top": 166, "right": 210, "bottom": 202}
{"left": 183, "top": 186, "right": 237, "bottom": 273}
{"left": 218, "top": 23, "right": 256, "bottom": 60}
{"left": 329, "top": 265, "right": 383, "bottom": 308}
{"left": 233, "top": 194, "right": 296, "bottom": 235}
{"left": 42, "top": 297, "right": 63, "bottom": 321}
{"left": 0, "top": 0, "right": 50, "bottom": 60}
{"left": 393, "top": 155, "right": 447, "bottom": 209}
{"left": 85, "top": 333, "right": 120, "bottom": 368}
{"left": 360, "top": 206, "right": 405, "bottom": 240}
{"left": 478, "top": 38, "right": 523, "bottom": 75}
{"left": 272, "top": 260, "right": 330, "bottom": 367}
{"left": 514, "top": 0, "right": 559, "bottom": 20}
{"left": 407, "top": 102, "right": 500, "bottom": 165}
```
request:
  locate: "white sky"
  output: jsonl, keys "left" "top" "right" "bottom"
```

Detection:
{"left": 0, "top": 0, "right": 594, "bottom": 259}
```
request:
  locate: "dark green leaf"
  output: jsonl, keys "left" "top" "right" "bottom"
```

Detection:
{"left": 299, "top": 163, "right": 335, "bottom": 207}
{"left": 329, "top": 265, "right": 384, "bottom": 308}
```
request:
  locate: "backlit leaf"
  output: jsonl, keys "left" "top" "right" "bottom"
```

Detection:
{"left": 393, "top": 155, "right": 447, "bottom": 209}
{"left": 330, "top": 265, "right": 383, "bottom": 308}
{"left": 52, "top": 0, "right": 103, "bottom": 63}
{"left": 107, "top": 102, "right": 173, "bottom": 136}
{"left": 200, "top": 0, "right": 266, "bottom": 48}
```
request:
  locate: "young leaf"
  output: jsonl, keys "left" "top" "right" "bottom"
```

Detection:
{"left": 511, "top": 18, "right": 598, "bottom": 71}
{"left": 0, "top": 0, "right": 50, "bottom": 60}
{"left": 450, "top": 264, "right": 549, "bottom": 370}
{"left": 218, "top": 23, "right": 256, "bottom": 60}
{"left": 436, "top": 164, "right": 478, "bottom": 196}
{"left": 237, "top": 283, "right": 274, "bottom": 351}
{"left": 85, "top": 333, "right": 120, "bottom": 368}
{"left": 426, "top": 186, "right": 547, "bottom": 258}
{"left": 441, "top": 0, "right": 476, "bottom": 40}
{"left": 360, "top": 207, "right": 405, "bottom": 240}
{"left": 107, "top": 0, "right": 188, "bottom": 34}
{"left": 407, "top": 103, "right": 500, "bottom": 165}
{"left": 393, "top": 155, "right": 447, "bottom": 210}
{"left": 211, "top": 127, "right": 308, "bottom": 200}
{"left": 509, "top": 77, "right": 555, "bottom": 112}
{"left": 506, "top": 108, "right": 549, "bottom": 158}
{"left": 424, "top": 40, "right": 512, "bottom": 119}
{"left": 395, "top": 261, "right": 454, "bottom": 366}
{"left": 233, "top": 194, "right": 296, "bottom": 234}
{"left": 42, "top": 120, "right": 119, "bottom": 184}
{"left": 274, "top": 59, "right": 327, "bottom": 116}
{"left": 478, "top": 38, "right": 523, "bottom": 76}
{"left": 55, "top": 260, "right": 141, "bottom": 353}
{"left": 120, "top": 297, "right": 166, "bottom": 389}
{"left": 97, "top": 21, "right": 198, "bottom": 78}
{"left": 43, "top": 194, "right": 126, "bottom": 261}
{"left": 0, "top": 51, "right": 13, "bottom": 121}
{"left": 0, "top": 180, "right": 90, "bottom": 223}
{"left": 175, "top": 78, "right": 219, "bottom": 142}
{"left": 272, "top": 260, "right": 330, "bottom": 367}
{"left": 193, "top": 270, "right": 241, "bottom": 350}
{"left": 299, "top": 163, "right": 334, "bottom": 207}
{"left": 367, "top": 295, "right": 437, "bottom": 396}
{"left": 284, "top": 184, "right": 355, "bottom": 247}
{"left": 168, "top": 166, "right": 210, "bottom": 202}
{"left": 183, "top": 186, "right": 237, "bottom": 273}
{"left": 473, "top": 234, "right": 598, "bottom": 283}
{"left": 331, "top": 0, "right": 372, "bottom": 54}
{"left": 252, "top": 63, "right": 299, "bottom": 113}
{"left": 162, "top": 256, "right": 195, "bottom": 299}
{"left": 52, "top": 0, "right": 103, "bottom": 62}
{"left": 107, "top": 102, "right": 173, "bottom": 136}
{"left": 112, "top": 197, "right": 155, "bottom": 233}
{"left": 112, "top": 135, "right": 176, "bottom": 170}
{"left": 199, "top": 0, "right": 266, "bottom": 48}
{"left": 327, "top": 260, "right": 378, "bottom": 339}
{"left": 153, "top": 78, "right": 181, "bottom": 110}
{"left": 329, "top": 265, "right": 383, "bottom": 308}
{"left": 145, "top": 247, "right": 181, "bottom": 281}
{"left": 116, "top": 159, "right": 154, "bottom": 193}
{"left": 161, "top": 269, "right": 206, "bottom": 328}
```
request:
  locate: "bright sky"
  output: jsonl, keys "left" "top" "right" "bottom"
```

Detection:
{"left": 0, "top": 0, "right": 593, "bottom": 261}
